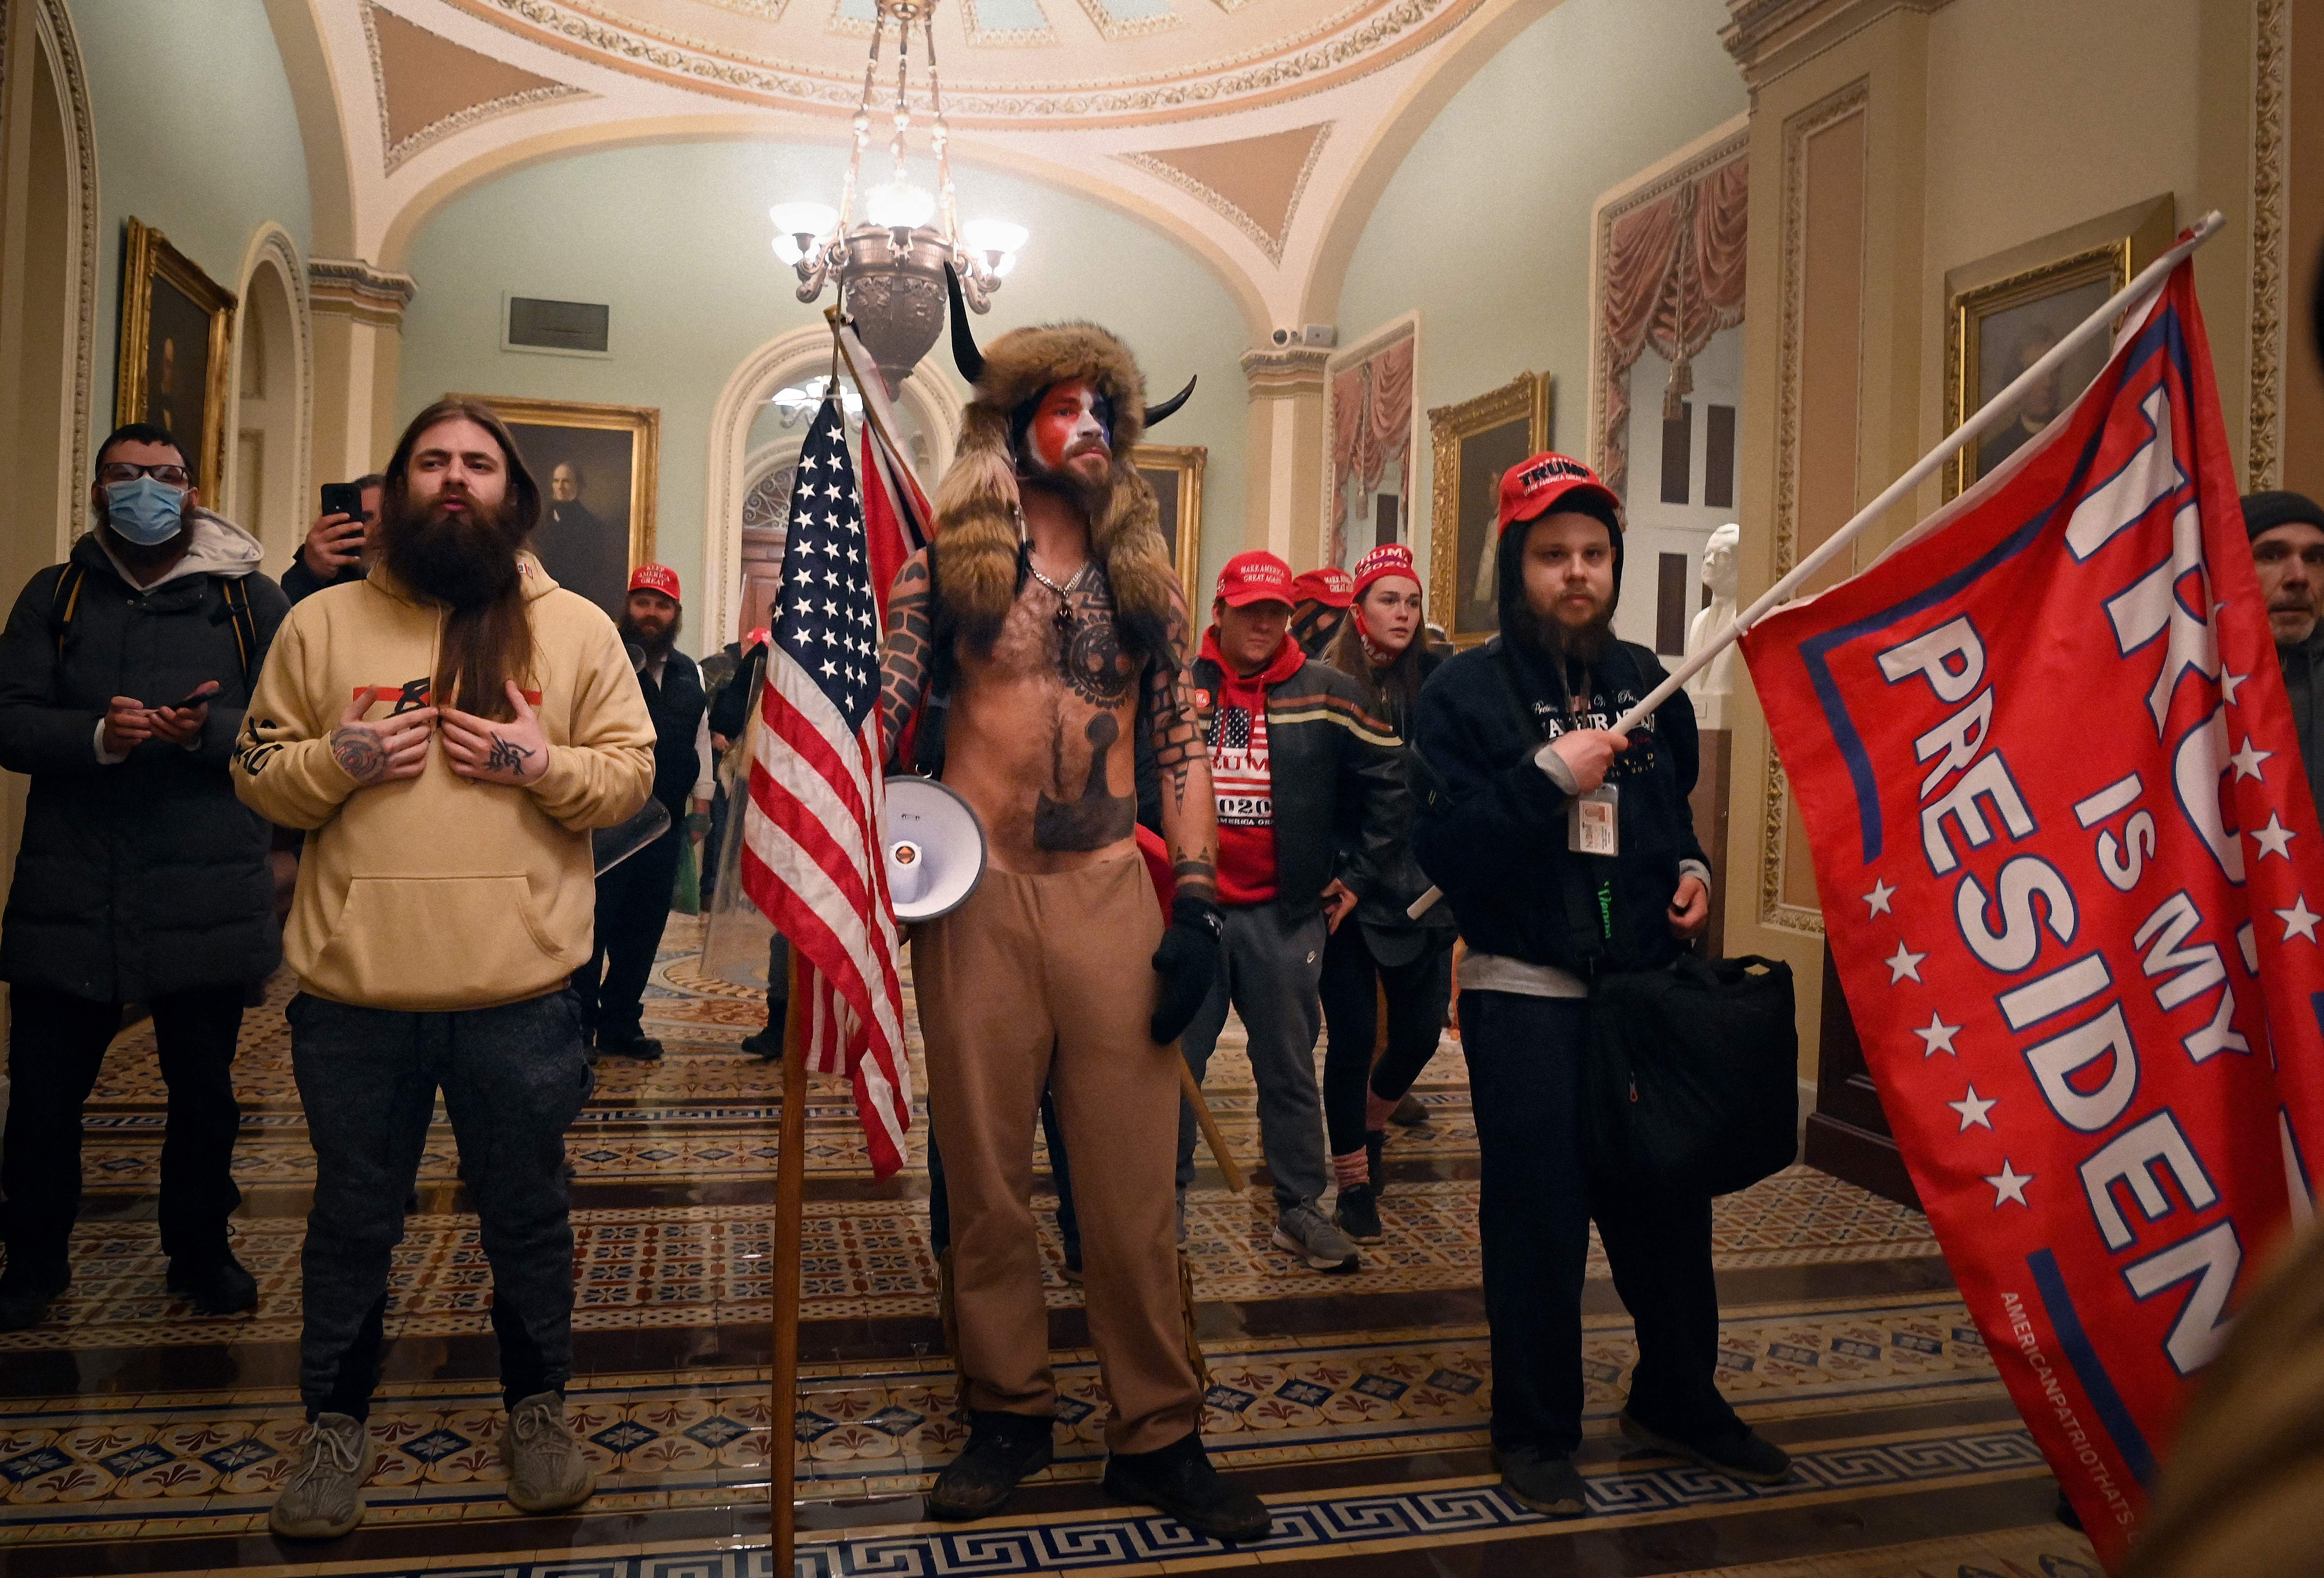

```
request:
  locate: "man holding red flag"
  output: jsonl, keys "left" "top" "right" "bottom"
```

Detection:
{"left": 1741, "top": 261, "right": 2324, "bottom": 1563}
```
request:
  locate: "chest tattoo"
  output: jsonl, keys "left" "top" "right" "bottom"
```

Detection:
{"left": 1034, "top": 712, "right": 1135, "bottom": 852}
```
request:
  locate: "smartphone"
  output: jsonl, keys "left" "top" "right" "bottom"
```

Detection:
{"left": 163, "top": 685, "right": 217, "bottom": 711}
{"left": 319, "top": 481, "right": 365, "bottom": 520}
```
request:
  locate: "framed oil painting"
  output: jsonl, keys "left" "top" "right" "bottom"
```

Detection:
{"left": 1944, "top": 196, "right": 2175, "bottom": 498}
{"left": 1428, "top": 371, "right": 1553, "bottom": 646}
{"left": 1132, "top": 442, "right": 1206, "bottom": 609}
{"left": 115, "top": 219, "right": 236, "bottom": 499}
{"left": 451, "top": 394, "right": 659, "bottom": 619}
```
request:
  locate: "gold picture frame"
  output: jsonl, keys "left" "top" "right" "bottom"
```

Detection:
{"left": 450, "top": 393, "right": 660, "bottom": 618}
{"left": 1428, "top": 371, "right": 1553, "bottom": 646}
{"left": 1943, "top": 195, "right": 2175, "bottom": 498}
{"left": 1131, "top": 442, "right": 1207, "bottom": 609}
{"left": 115, "top": 219, "right": 236, "bottom": 499}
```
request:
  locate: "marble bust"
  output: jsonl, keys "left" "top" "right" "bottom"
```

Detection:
{"left": 1683, "top": 523, "right": 1741, "bottom": 729}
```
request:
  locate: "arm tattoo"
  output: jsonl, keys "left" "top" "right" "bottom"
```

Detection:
{"left": 878, "top": 554, "right": 934, "bottom": 761}
{"left": 1147, "top": 584, "right": 1218, "bottom": 904}
{"left": 330, "top": 726, "right": 387, "bottom": 785}
{"left": 485, "top": 733, "right": 535, "bottom": 775}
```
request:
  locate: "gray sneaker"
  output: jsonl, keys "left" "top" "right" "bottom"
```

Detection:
{"left": 268, "top": 1412, "right": 373, "bottom": 1539}
{"left": 504, "top": 1390, "right": 597, "bottom": 1514}
{"left": 1272, "top": 1205, "right": 1361, "bottom": 1273}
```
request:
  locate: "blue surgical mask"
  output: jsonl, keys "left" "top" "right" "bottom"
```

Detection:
{"left": 104, "top": 476, "right": 188, "bottom": 546}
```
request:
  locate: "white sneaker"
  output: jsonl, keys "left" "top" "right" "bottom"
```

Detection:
{"left": 268, "top": 1412, "right": 373, "bottom": 1539}
{"left": 504, "top": 1390, "right": 597, "bottom": 1514}
{"left": 1272, "top": 1205, "right": 1362, "bottom": 1272}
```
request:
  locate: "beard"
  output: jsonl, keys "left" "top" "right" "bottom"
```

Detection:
{"left": 619, "top": 607, "right": 681, "bottom": 657}
{"left": 377, "top": 491, "right": 525, "bottom": 609}
{"left": 1017, "top": 438, "right": 1112, "bottom": 518}
{"left": 1510, "top": 591, "right": 1614, "bottom": 675}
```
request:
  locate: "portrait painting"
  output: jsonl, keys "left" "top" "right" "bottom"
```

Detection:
{"left": 1131, "top": 442, "right": 1206, "bottom": 609}
{"left": 1428, "top": 372, "right": 1553, "bottom": 645}
{"left": 1945, "top": 196, "right": 2175, "bottom": 497}
{"left": 452, "top": 394, "right": 660, "bottom": 620}
{"left": 115, "top": 219, "right": 236, "bottom": 498}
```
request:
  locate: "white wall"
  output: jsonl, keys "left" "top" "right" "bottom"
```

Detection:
{"left": 397, "top": 141, "right": 1252, "bottom": 653}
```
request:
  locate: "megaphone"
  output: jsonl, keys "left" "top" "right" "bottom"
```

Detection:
{"left": 882, "top": 775, "right": 986, "bottom": 923}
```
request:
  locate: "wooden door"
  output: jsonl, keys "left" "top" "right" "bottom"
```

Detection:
{"left": 1802, "top": 940, "right": 1921, "bottom": 1208}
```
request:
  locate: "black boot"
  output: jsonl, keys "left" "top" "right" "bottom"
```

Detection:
{"left": 1104, "top": 1431, "right": 1271, "bottom": 1544}
{"left": 167, "top": 1252, "right": 258, "bottom": 1315}
{"left": 928, "top": 1410, "right": 1053, "bottom": 1521}
{"left": 0, "top": 1262, "right": 69, "bottom": 1331}
{"left": 598, "top": 1032, "right": 664, "bottom": 1061}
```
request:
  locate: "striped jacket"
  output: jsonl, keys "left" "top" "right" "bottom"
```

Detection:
{"left": 1189, "top": 646, "right": 1409, "bottom": 920}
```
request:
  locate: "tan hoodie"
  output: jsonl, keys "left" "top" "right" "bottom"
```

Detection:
{"left": 231, "top": 553, "right": 654, "bottom": 1010}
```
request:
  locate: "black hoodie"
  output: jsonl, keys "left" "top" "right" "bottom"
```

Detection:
{"left": 1407, "top": 514, "right": 1708, "bottom": 976}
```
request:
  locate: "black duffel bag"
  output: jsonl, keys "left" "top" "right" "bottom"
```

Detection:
{"left": 1583, "top": 954, "right": 1799, "bottom": 1197}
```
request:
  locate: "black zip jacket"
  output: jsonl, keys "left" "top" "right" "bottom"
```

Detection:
{"left": 1409, "top": 634, "right": 1707, "bottom": 975}
{"left": 638, "top": 649, "right": 706, "bottom": 814}
{"left": 1190, "top": 649, "right": 1408, "bottom": 921}
{"left": 1326, "top": 644, "right": 1456, "bottom": 955}
{"left": 2280, "top": 625, "right": 2324, "bottom": 829}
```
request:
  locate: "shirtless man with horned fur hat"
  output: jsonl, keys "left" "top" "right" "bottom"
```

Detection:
{"left": 877, "top": 275, "right": 1268, "bottom": 1541}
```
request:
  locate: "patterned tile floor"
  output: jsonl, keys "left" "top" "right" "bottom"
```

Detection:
{"left": 0, "top": 923, "right": 2090, "bottom": 1577}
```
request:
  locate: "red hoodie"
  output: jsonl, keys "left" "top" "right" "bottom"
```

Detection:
{"left": 1199, "top": 626, "right": 1306, "bottom": 906}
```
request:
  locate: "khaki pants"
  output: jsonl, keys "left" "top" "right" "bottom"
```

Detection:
{"left": 914, "top": 849, "right": 1202, "bottom": 1454}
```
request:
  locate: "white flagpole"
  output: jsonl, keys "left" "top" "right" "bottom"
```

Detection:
{"left": 1406, "top": 209, "right": 2226, "bottom": 922}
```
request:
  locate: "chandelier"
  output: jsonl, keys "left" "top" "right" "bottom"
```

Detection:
{"left": 770, "top": 0, "right": 1025, "bottom": 394}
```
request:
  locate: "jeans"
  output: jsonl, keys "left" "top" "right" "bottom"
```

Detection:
{"left": 289, "top": 989, "right": 593, "bottom": 1419}
{"left": 573, "top": 819, "right": 683, "bottom": 1041}
{"left": 1176, "top": 900, "right": 1329, "bottom": 1215}
{"left": 1318, "top": 924, "right": 1453, "bottom": 1157}
{"left": 1, "top": 983, "right": 246, "bottom": 1272}
{"left": 1460, "top": 989, "right": 1739, "bottom": 1457}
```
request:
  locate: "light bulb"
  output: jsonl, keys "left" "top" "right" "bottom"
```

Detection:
{"left": 865, "top": 181, "right": 936, "bottom": 230}
{"left": 770, "top": 201, "right": 838, "bottom": 239}
{"left": 772, "top": 234, "right": 805, "bottom": 266}
{"left": 992, "top": 252, "right": 1018, "bottom": 278}
{"left": 963, "top": 218, "right": 1028, "bottom": 257}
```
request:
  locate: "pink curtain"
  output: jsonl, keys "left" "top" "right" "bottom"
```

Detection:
{"left": 1330, "top": 336, "right": 1416, "bottom": 565}
{"left": 1599, "top": 155, "right": 1748, "bottom": 498}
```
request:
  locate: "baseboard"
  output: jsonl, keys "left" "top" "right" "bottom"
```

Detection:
{"left": 1802, "top": 1111, "right": 1922, "bottom": 1210}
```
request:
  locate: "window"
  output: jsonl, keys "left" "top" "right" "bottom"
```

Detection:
{"left": 1705, "top": 403, "right": 1737, "bottom": 509}
{"left": 1660, "top": 401, "right": 1693, "bottom": 505}
{"left": 1656, "top": 553, "right": 1689, "bottom": 656}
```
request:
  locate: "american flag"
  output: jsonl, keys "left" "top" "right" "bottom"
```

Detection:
{"left": 739, "top": 395, "right": 911, "bottom": 1178}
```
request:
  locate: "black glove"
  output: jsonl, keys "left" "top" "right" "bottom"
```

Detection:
{"left": 1149, "top": 893, "right": 1223, "bottom": 1044}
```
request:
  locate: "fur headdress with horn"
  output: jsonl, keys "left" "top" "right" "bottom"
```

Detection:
{"left": 934, "top": 266, "right": 1196, "bottom": 656}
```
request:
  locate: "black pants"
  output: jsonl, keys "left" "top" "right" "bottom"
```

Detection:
{"left": 1319, "top": 923, "right": 1453, "bottom": 1157}
{"left": 290, "top": 989, "right": 592, "bottom": 1419}
{"left": 1459, "top": 989, "right": 1739, "bottom": 1457}
{"left": 573, "top": 817, "right": 684, "bottom": 1041}
{"left": 1, "top": 982, "right": 246, "bottom": 1273}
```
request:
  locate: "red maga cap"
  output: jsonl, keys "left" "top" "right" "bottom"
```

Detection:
{"left": 1351, "top": 542, "right": 1419, "bottom": 602}
{"left": 1290, "top": 566, "right": 1355, "bottom": 608}
{"left": 628, "top": 562, "right": 682, "bottom": 602}
{"left": 1495, "top": 452, "right": 1622, "bottom": 537}
{"left": 1216, "top": 550, "right": 1298, "bottom": 608}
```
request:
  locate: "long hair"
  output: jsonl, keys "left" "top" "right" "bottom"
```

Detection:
{"left": 1324, "top": 602, "right": 1425, "bottom": 728}
{"left": 381, "top": 399, "right": 542, "bottom": 722}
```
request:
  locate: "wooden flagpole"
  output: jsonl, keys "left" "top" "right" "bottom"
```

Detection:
{"left": 769, "top": 947, "right": 808, "bottom": 1565}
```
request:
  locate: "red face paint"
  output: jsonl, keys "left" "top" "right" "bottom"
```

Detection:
{"left": 1029, "top": 380, "right": 1110, "bottom": 473}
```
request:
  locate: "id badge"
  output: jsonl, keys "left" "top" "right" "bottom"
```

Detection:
{"left": 1568, "top": 782, "right": 1619, "bottom": 856}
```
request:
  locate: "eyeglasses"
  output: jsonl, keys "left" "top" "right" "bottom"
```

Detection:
{"left": 98, "top": 462, "right": 190, "bottom": 488}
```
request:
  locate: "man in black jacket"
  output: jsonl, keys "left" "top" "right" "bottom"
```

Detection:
{"left": 575, "top": 563, "right": 706, "bottom": 1059}
{"left": 2246, "top": 490, "right": 2324, "bottom": 828}
{"left": 1410, "top": 452, "right": 1788, "bottom": 1515}
{"left": 1177, "top": 550, "right": 1406, "bottom": 1274}
{"left": 0, "top": 423, "right": 288, "bottom": 1328}
{"left": 283, "top": 474, "right": 381, "bottom": 604}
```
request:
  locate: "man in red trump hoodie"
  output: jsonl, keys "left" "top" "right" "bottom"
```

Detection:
{"left": 1176, "top": 551, "right": 1405, "bottom": 1272}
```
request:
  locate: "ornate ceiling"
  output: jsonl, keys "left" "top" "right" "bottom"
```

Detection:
{"left": 292, "top": 0, "right": 1558, "bottom": 330}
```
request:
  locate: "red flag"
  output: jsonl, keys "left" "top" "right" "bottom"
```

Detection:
{"left": 859, "top": 419, "right": 928, "bottom": 605}
{"left": 1740, "top": 262, "right": 2324, "bottom": 1563}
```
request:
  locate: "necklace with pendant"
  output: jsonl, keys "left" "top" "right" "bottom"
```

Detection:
{"left": 1018, "top": 504, "right": 1095, "bottom": 643}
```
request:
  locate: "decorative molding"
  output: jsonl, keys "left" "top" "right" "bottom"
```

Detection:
{"left": 226, "top": 223, "right": 317, "bottom": 549}
{"left": 360, "top": 1, "right": 589, "bottom": 175}
{"left": 1239, "top": 344, "right": 1332, "bottom": 398}
{"left": 1586, "top": 118, "right": 1750, "bottom": 496}
{"left": 445, "top": 0, "right": 1487, "bottom": 128}
{"left": 1120, "top": 123, "right": 1331, "bottom": 265}
{"left": 24, "top": 0, "right": 100, "bottom": 549}
{"left": 1722, "top": 0, "right": 1950, "bottom": 96}
{"left": 959, "top": 0, "right": 1056, "bottom": 48}
{"left": 1759, "top": 78, "right": 1866, "bottom": 935}
{"left": 1070, "top": 0, "right": 1183, "bottom": 41}
{"left": 2248, "top": 0, "right": 2288, "bottom": 491}
{"left": 705, "top": 325, "right": 962, "bottom": 646}
{"left": 307, "top": 258, "right": 419, "bottom": 328}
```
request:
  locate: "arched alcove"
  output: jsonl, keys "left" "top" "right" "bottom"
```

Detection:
{"left": 702, "top": 324, "right": 963, "bottom": 645}
{"left": 226, "top": 224, "right": 313, "bottom": 570}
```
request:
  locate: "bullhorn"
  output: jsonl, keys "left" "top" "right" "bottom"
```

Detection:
{"left": 882, "top": 774, "right": 987, "bottom": 923}
{"left": 943, "top": 264, "right": 1197, "bottom": 427}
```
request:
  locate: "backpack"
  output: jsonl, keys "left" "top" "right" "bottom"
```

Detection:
{"left": 47, "top": 560, "right": 261, "bottom": 694}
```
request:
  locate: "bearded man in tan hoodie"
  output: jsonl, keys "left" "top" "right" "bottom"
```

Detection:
{"left": 232, "top": 400, "right": 653, "bottom": 1540}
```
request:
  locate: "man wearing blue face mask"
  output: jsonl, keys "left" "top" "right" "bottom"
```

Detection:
{"left": 0, "top": 423, "right": 289, "bottom": 1330}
